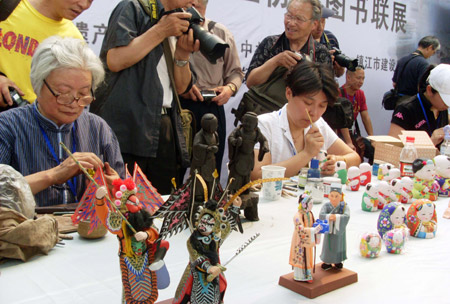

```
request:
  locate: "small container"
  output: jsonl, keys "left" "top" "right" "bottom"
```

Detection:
{"left": 372, "top": 162, "right": 380, "bottom": 176}
{"left": 298, "top": 168, "right": 308, "bottom": 189}
{"left": 305, "top": 177, "right": 324, "bottom": 204}
{"left": 323, "top": 177, "right": 341, "bottom": 198}
{"left": 307, "top": 159, "right": 321, "bottom": 179}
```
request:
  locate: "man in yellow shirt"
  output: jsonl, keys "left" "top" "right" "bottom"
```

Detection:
{"left": 0, "top": 0, "right": 92, "bottom": 108}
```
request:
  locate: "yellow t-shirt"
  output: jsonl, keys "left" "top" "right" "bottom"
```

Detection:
{"left": 0, "top": 0, "right": 83, "bottom": 102}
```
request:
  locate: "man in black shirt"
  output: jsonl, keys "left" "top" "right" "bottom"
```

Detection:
{"left": 392, "top": 36, "right": 440, "bottom": 98}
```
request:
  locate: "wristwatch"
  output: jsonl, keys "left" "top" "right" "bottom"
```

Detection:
{"left": 174, "top": 59, "right": 189, "bottom": 67}
{"left": 227, "top": 83, "right": 237, "bottom": 96}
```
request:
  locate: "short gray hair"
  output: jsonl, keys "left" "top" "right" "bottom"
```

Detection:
{"left": 30, "top": 36, "right": 104, "bottom": 97}
{"left": 418, "top": 35, "right": 441, "bottom": 51}
{"left": 287, "top": 0, "right": 322, "bottom": 21}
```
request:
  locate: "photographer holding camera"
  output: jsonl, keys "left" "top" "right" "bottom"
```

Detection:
{"left": 179, "top": 0, "right": 244, "bottom": 176}
{"left": 0, "top": 0, "right": 93, "bottom": 110}
{"left": 91, "top": 0, "right": 199, "bottom": 195}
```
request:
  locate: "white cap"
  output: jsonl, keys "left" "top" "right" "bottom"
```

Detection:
{"left": 427, "top": 63, "right": 450, "bottom": 107}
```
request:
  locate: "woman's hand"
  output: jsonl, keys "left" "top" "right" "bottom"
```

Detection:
{"left": 304, "top": 125, "right": 324, "bottom": 158}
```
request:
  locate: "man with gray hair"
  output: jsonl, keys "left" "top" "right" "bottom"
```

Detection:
{"left": 0, "top": 36, "right": 125, "bottom": 207}
{"left": 392, "top": 35, "right": 441, "bottom": 100}
{"left": 246, "top": 0, "right": 331, "bottom": 89}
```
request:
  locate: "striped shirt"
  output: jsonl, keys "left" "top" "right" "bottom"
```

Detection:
{"left": 0, "top": 103, "right": 125, "bottom": 207}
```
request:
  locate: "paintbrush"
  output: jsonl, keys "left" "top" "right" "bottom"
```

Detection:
{"left": 305, "top": 108, "right": 314, "bottom": 126}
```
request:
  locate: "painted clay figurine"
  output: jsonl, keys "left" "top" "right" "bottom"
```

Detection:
{"left": 383, "top": 228, "right": 408, "bottom": 254}
{"left": 173, "top": 198, "right": 242, "bottom": 304}
{"left": 334, "top": 161, "right": 347, "bottom": 184}
{"left": 377, "top": 181, "right": 396, "bottom": 210}
{"left": 443, "top": 201, "right": 450, "bottom": 219}
{"left": 95, "top": 179, "right": 169, "bottom": 304}
{"left": 289, "top": 193, "right": 322, "bottom": 282}
{"left": 434, "top": 155, "right": 450, "bottom": 197}
{"left": 317, "top": 150, "right": 328, "bottom": 169}
{"left": 346, "top": 166, "right": 361, "bottom": 191}
{"left": 385, "top": 168, "right": 400, "bottom": 182}
{"left": 406, "top": 199, "right": 437, "bottom": 239}
{"left": 412, "top": 158, "right": 440, "bottom": 201}
{"left": 400, "top": 177, "right": 414, "bottom": 204}
{"left": 361, "top": 183, "right": 380, "bottom": 212}
{"left": 359, "top": 163, "right": 372, "bottom": 186}
{"left": 377, "top": 202, "right": 407, "bottom": 238}
{"left": 359, "top": 232, "right": 382, "bottom": 258}
{"left": 391, "top": 179, "right": 409, "bottom": 205}
{"left": 377, "top": 163, "right": 393, "bottom": 181}
{"left": 319, "top": 183, "right": 350, "bottom": 270}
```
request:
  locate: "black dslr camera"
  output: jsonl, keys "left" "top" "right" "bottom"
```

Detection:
{"left": 168, "top": 7, "right": 229, "bottom": 64}
{"left": 0, "top": 87, "right": 29, "bottom": 112}
{"left": 332, "top": 47, "right": 358, "bottom": 71}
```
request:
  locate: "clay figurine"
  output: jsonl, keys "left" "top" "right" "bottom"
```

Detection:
{"left": 377, "top": 180, "right": 396, "bottom": 210}
{"left": 391, "top": 179, "right": 409, "bottom": 205}
{"left": 400, "top": 177, "right": 414, "bottom": 204}
{"left": 359, "top": 163, "right": 372, "bottom": 186}
{"left": 406, "top": 199, "right": 437, "bottom": 239}
{"left": 412, "top": 158, "right": 440, "bottom": 201}
{"left": 317, "top": 150, "right": 328, "bottom": 169}
{"left": 72, "top": 165, "right": 167, "bottom": 304}
{"left": 289, "top": 193, "right": 322, "bottom": 282}
{"left": 334, "top": 161, "right": 347, "bottom": 184}
{"left": 383, "top": 228, "right": 408, "bottom": 254}
{"left": 377, "top": 163, "right": 393, "bottom": 181}
{"left": 443, "top": 201, "right": 450, "bottom": 219}
{"left": 228, "top": 112, "right": 269, "bottom": 220}
{"left": 191, "top": 113, "right": 219, "bottom": 200}
{"left": 377, "top": 202, "right": 407, "bottom": 238}
{"left": 173, "top": 197, "right": 242, "bottom": 304}
{"left": 361, "top": 183, "right": 380, "bottom": 212}
{"left": 319, "top": 183, "right": 350, "bottom": 270}
{"left": 359, "top": 232, "right": 382, "bottom": 258}
{"left": 434, "top": 155, "right": 450, "bottom": 197}
{"left": 385, "top": 168, "right": 400, "bottom": 182}
{"left": 346, "top": 166, "right": 361, "bottom": 191}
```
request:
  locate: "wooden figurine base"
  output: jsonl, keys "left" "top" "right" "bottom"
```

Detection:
{"left": 156, "top": 299, "right": 173, "bottom": 304}
{"left": 240, "top": 191, "right": 259, "bottom": 221}
{"left": 278, "top": 263, "right": 358, "bottom": 298}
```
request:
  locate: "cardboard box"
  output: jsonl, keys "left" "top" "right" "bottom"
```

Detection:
{"left": 368, "top": 131, "right": 437, "bottom": 167}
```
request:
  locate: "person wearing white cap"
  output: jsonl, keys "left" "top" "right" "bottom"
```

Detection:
{"left": 389, "top": 63, "right": 450, "bottom": 147}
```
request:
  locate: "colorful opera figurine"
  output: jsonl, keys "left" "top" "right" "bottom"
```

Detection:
{"left": 377, "top": 163, "right": 393, "bottom": 181}
{"left": 173, "top": 198, "right": 242, "bottom": 304}
{"left": 359, "top": 163, "right": 372, "bottom": 186}
{"left": 191, "top": 113, "right": 219, "bottom": 200}
{"left": 289, "top": 193, "right": 322, "bottom": 282}
{"left": 319, "top": 183, "right": 350, "bottom": 270}
{"left": 346, "top": 166, "right": 361, "bottom": 191}
{"left": 406, "top": 199, "right": 437, "bottom": 239}
{"left": 391, "top": 179, "right": 409, "bottom": 204}
{"left": 377, "top": 181, "right": 396, "bottom": 210}
{"left": 334, "top": 161, "right": 347, "bottom": 184}
{"left": 433, "top": 155, "right": 450, "bottom": 197}
{"left": 94, "top": 179, "right": 169, "bottom": 304}
{"left": 377, "top": 202, "right": 407, "bottom": 238}
{"left": 412, "top": 158, "right": 440, "bottom": 201}
{"left": 383, "top": 228, "right": 408, "bottom": 254}
{"left": 361, "top": 183, "right": 380, "bottom": 212}
{"left": 359, "top": 232, "right": 382, "bottom": 258}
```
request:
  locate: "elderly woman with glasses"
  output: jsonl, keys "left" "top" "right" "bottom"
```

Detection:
{"left": 0, "top": 36, "right": 125, "bottom": 207}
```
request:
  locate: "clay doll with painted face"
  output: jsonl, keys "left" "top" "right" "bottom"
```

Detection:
{"left": 319, "top": 183, "right": 350, "bottom": 270}
{"left": 407, "top": 199, "right": 437, "bottom": 239}
{"left": 412, "top": 158, "right": 440, "bottom": 201}
{"left": 289, "top": 193, "right": 322, "bottom": 282}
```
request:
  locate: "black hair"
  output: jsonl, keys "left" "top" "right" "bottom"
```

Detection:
{"left": 412, "top": 158, "right": 427, "bottom": 173}
{"left": 418, "top": 64, "right": 437, "bottom": 94}
{"left": 285, "top": 60, "right": 338, "bottom": 106}
{"left": 127, "top": 209, "right": 154, "bottom": 234}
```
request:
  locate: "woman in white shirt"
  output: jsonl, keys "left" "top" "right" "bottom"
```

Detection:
{"left": 251, "top": 61, "right": 360, "bottom": 179}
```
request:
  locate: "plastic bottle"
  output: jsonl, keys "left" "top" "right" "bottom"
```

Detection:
{"left": 440, "top": 125, "right": 450, "bottom": 157}
{"left": 399, "top": 136, "right": 418, "bottom": 177}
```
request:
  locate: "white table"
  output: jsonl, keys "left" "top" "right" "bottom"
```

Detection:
{"left": 2, "top": 183, "right": 450, "bottom": 304}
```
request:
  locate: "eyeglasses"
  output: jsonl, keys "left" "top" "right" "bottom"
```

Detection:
{"left": 284, "top": 12, "right": 312, "bottom": 24}
{"left": 43, "top": 79, "right": 95, "bottom": 107}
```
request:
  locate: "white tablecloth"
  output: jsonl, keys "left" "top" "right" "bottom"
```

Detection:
{"left": 1, "top": 183, "right": 450, "bottom": 304}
